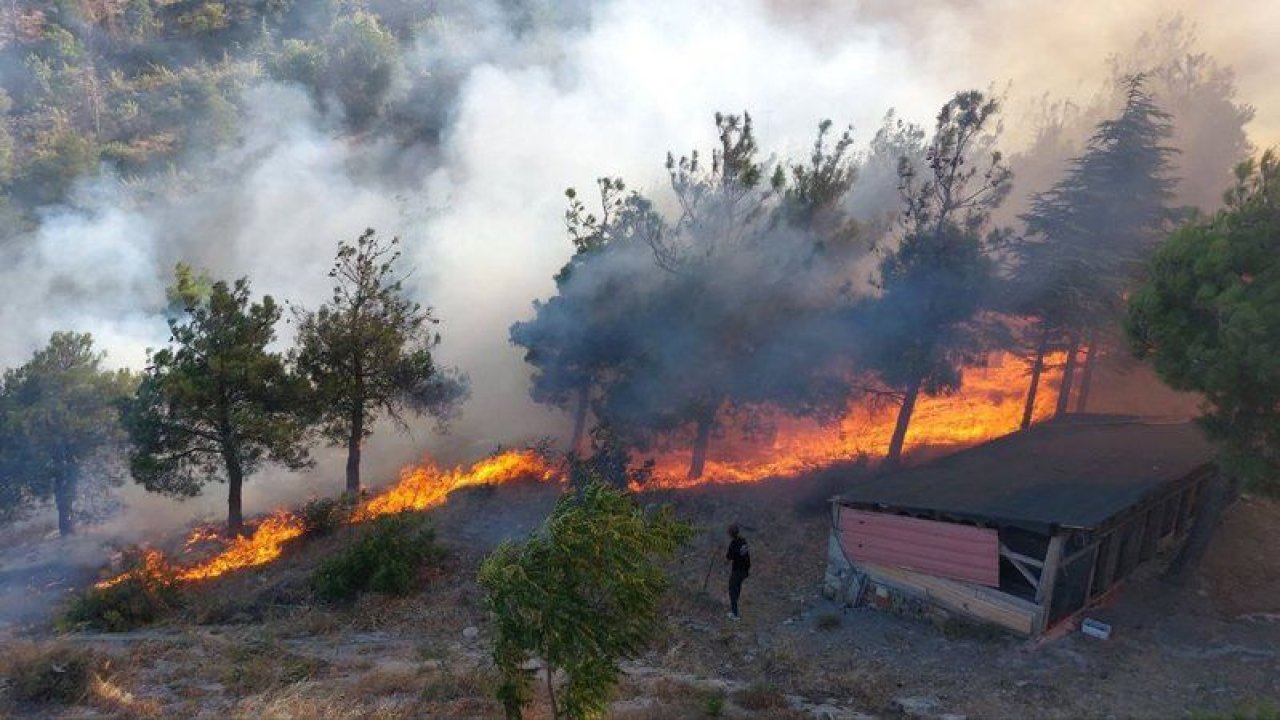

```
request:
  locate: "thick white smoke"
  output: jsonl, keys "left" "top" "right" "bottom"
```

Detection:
{"left": 0, "top": 0, "right": 1274, "bottom": 531}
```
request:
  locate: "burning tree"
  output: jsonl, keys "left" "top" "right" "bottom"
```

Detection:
{"left": 295, "top": 229, "right": 467, "bottom": 494}
{"left": 0, "top": 332, "right": 133, "bottom": 535}
{"left": 602, "top": 114, "right": 862, "bottom": 479}
{"left": 1016, "top": 76, "right": 1177, "bottom": 419}
{"left": 122, "top": 273, "right": 312, "bottom": 534}
{"left": 509, "top": 178, "right": 658, "bottom": 457}
{"left": 861, "top": 91, "right": 1012, "bottom": 466}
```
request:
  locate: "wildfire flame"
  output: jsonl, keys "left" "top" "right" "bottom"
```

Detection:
{"left": 92, "top": 352, "right": 1056, "bottom": 588}
{"left": 175, "top": 511, "right": 305, "bottom": 582}
{"left": 647, "top": 351, "right": 1065, "bottom": 488}
{"left": 353, "top": 449, "right": 558, "bottom": 521}
{"left": 94, "top": 450, "right": 560, "bottom": 588}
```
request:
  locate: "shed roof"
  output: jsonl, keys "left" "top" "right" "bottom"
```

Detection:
{"left": 834, "top": 416, "right": 1214, "bottom": 533}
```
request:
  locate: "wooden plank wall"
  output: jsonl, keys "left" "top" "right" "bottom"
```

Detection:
{"left": 839, "top": 508, "right": 1000, "bottom": 587}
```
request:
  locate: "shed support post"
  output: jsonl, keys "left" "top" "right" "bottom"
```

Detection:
{"left": 1035, "top": 533, "right": 1066, "bottom": 633}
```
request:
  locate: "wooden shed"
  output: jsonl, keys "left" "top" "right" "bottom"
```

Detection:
{"left": 823, "top": 416, "right": 1215, "bottom": 636}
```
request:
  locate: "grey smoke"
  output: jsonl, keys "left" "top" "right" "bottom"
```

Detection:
{"left": 0, "top": 0, "right": 1274, "bottom": 535}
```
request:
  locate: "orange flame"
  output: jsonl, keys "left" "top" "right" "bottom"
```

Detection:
{"left": 645, "top": 350, "right": 1064, "bottom": 488}
{"left": 175, "top": 511, "right": 305, "bottom": 582}
{"left": 353, "top": 449, "right": 559, "bottom": 521}
{"left": 93, "top": 549, "right": 170, "bottom": 590}
{"left": 93, "top": 450, "right": 560, "bottom": 587}
{"left": 91, "top": 351, "right": 1054, "bottom": 587}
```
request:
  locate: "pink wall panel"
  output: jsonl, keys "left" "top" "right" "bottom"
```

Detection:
{"left": 839, "top": 508, "right": 1000, "bottom": 587}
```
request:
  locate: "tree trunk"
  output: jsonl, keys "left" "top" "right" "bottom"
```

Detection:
{"left": 886, "top": 377, "right": 923, "bottom": 467}
{"left": 1054, "top": 335, "right": 1079, "bottom": 419}
{"left": 687, "top": 408, "right": 715, "bottom": 481}
{"left": 544, "top": 651, "right": 559, "bottom": 720}
{"left": 1021, "top": 325, "right": 1051, "bottom": 430}
{"left": 53, "top": 475, "right": 75, "bottom": 537}
{"left": 570, "top": 382, "right": 590, "bottom": 458}
{"left": 225, "top": 453, "right": 245, "bottom": 534}
{"left": 1165, "top": 472, "right": 1237, "bottom": 584}
{"left": 346, "top": 406, "right": 364, "bottom": 494}
{"left": 1074, "top": 331, "right": 1099, "bottom": 414}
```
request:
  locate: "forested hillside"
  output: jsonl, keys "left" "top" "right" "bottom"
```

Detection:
{"left": 0, "top": 0, "right": 574, "bottom": 236}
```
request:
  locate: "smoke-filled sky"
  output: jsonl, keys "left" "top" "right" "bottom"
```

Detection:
{"left": 1, "top": 0, "right": 1275, "bottom": 514}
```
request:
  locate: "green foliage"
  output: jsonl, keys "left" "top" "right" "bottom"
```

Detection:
{"left": 121, "top": 271, "right": 312, "bottom": 532}
{"left": 702, "top": 689, "right": 726, "bottom": 716}
{"left": 1018, "top": 75, "right": 1178, "bottom": 338}
{"left": 62, "top": 546, "right": 182, "bottom": 631}
{"left": 478, "top": 479, "right": 693, "bottom": 719}
{"left": 567, "top": 423, "right": 653, "bottom": 490}
{"left": 299, "top": 495, "right": 355, "bottom": 538}
{"left": 312, "top": 512, "right": 441, "bottom": 602}
{"left": 861, "top": 90, "right": 1010, "bottom": 461}
{"left": 1, "top": 643, "right": 105, "bottom": 705}
{"left": 179, "top": 3, "right": 231, "bottom": 34}
{"left": 0, "top": 332, "right": 134, "bottom": 535}
{"left": 1129, "top": 150, "right": 1280, "bottom": 493}
{"left": 295, "top": 229, "right": 466, "bottom": 492}
{"left": 327, "top": 11, "right": 401, "bottom": 129}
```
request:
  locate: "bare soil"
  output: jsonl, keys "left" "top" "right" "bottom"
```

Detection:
{"left": 1, "top": 476, "right": 1277, "bottom": 719}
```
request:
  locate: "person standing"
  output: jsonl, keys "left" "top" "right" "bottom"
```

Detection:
{"left": 725, "top": 524, "right": 750, "bottom": 620}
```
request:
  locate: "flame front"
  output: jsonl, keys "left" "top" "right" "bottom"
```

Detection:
{"left": 94, "top": 450, "right": 560, "bottom": 587}
{"left": 175, "top": 511, "right": 305, "bottom": 582}
{"left": 91, "top": 352, "right": 1053, "bottom": 587}
{"left": 353, "top": 449, "right": 559, "bottom": 521}
{"left": 646, "top": 350, "right": 1064, "bottom": 488}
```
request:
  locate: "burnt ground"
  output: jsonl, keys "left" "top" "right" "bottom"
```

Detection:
{"left": 1, "top": 475, "right": 1278, "bottom": 719}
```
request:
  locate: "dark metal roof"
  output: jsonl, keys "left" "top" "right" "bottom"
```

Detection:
{"left": 834, "top": 416, "right": 1215, "bottom": 533}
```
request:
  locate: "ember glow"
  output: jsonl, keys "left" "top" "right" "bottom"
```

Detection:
{"left": 646, "top": 351, "right": 1065, "bottom": 488}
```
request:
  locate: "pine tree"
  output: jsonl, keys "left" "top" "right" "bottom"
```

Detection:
{"left": 864, "top": 91, "right": 1011, "bottom": 466}
{"left": 1016, "top": 76, "right": 1177, "bottom": 418}
{"left": 295, "top": 229, "right": 466, "bottom": 494}
{"left": 0, "top": 332, "right": 133, "bottom": 535}
{"left": 122, "top": 272, "right": 311, "bottom": 533}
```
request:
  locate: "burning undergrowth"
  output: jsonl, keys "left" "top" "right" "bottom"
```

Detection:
{"left": 80, "top": 449, "right": 561, "bottom": 613}
{"left": 67, "top": 349, "right": 1063, "bottom": 628}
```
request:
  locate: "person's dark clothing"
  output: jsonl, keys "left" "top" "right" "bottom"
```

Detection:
{"left": 726, "top": 536, "right": 750, "bottom": 616}
{"left": 727, "top": 537, "right": 750, "bottom": 575}
{"left": 729, "top": 572, "right": 745, "bottom": 616}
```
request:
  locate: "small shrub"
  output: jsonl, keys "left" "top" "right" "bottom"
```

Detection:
{"left": 2, "top": 643, "right": 105, "bottom": 705}
{"left": 312, "top": 512, "right": 441, "bottom": 602}
{"left": 299, "top": 495, "right": 354, "bottom": 538}
{"left": 815, "top": 612, "right": 841, "bottom": 631}
{"left": 702, "top": 689, "right": 726, "bottom": 716}
{"left": 63, "top": 547, "right": 181, "bottom": 631}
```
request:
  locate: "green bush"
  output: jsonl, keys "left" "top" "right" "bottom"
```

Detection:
{"left": 62, "top": 547, "right": 182, "bottom": 632}
{"left": 2, "top": 643, "right": 105, "bottom": 705}
{"left": 299, "top": 495, "right": 354, "bottom": 538}
{"left": 312, "top": 512, "right": 441, "bottom": 602}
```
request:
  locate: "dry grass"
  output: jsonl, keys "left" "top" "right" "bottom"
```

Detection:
{"left": 733, "top": 681, "right": 790, "bottom": 712}
{"left": 0, "top": 641, "right": 163, "bottom": 718}
{"left": 1, "top": 641, "right": 104, "bottom": 705}
{"left": 354, "top": 661, "right": 423, "bottom": 696}
{"left": 217, "top": 638, "right": 328, "bottom": 696}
